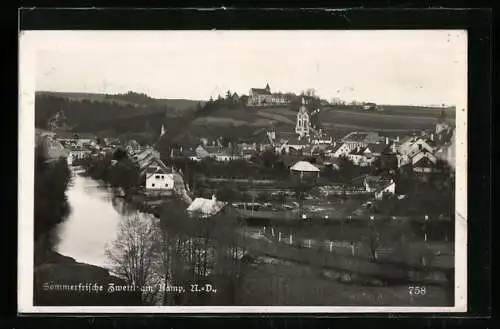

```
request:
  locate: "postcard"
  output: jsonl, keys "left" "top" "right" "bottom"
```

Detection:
{"left": 18, "top": 30, "right": 467, "bottom": 313}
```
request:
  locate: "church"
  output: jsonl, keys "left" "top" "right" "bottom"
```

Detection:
{"left": 247, "top": 83, "right": 294, "bottom": 107}
{"left": 295, "top": 97, "right": 310, "bottom": 137}
{"left": 267, "top": 97, "right": 329, "bottom": 153}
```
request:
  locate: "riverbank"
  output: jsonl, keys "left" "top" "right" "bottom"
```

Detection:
{"left": 34, "top": 248, "right": 142, "bottom": 306}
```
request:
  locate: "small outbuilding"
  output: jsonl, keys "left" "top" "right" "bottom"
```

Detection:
{"left": 290, "top": 161, "right": 320, "bottom": 180}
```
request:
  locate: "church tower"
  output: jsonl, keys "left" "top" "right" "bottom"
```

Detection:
{"left": 295, "top": 97, "right": 310, "bottom": 137}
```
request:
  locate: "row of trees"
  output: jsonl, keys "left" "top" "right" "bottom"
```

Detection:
{"left": 106, "top": 198, "right": 251, "bottom": 305}
{"left": 34, "top": 142, "right": 72, "bottom": 263}
{"left": 76, "top": 150, "right": 140, "bottom": 195}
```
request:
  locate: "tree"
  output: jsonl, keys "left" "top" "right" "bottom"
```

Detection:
{"left": 113, "top": 148, "right": 128, "bottom": 161}
{"left": 305, "top": 88, "right": 316, "bottom": 97}
{"left": 106, "top": 213, "right": 163, "bottom": 305}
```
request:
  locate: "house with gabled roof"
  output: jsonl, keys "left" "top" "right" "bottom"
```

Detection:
{"left": 363, "top": 143, "right": 387, "bottom": 157}
{"left": 179, "top": 148, "right": 201, "bottom": 162}
{"left": 410, "top": 151, "right": 438, "bottom": 173}
{"left": 363, "top": 175, "right": 396, "bottom": 200}
{"left": 341, "top": 131, "right": 382, "bottom": 151}
{"left": 325, "top": 142, "right": 350, "bottom": 158}
{"left": 141, "top": 157, "right": 176, "bottom": 191}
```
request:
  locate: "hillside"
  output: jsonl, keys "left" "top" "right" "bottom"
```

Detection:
{"left": 172, "top": 103, "right": 453, "bottom": 141}
{"left": 37, "top": 91, "right": 204, "bottom": 112}
{"left": 35, "top": 91, "right": 205, "bottom": 141}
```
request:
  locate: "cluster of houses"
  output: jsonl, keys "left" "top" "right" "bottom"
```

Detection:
{"left": 53, "top": 133, "right": 122, "bottom": 165}
{"left": 165, "top": 93, "right": 455, "bottom": 178}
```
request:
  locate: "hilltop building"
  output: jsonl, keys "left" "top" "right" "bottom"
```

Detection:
{"left": 247, "top": 83, "right": 294, "bottom": 107}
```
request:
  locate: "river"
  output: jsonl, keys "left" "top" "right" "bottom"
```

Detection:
{"left": 54, "top": 167, "right": 144, "bottom": 269}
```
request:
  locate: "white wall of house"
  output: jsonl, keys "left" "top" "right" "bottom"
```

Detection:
{"left": 327, "top": 143, "right": 350, "bottom": 158}
{"left": 146, "top": 173, "right": 175, "bottom": 190}
{"left": 348, "top": 154, "right": 364, "bottom": 166}
{"left": 375, "top": 182, "right": 396, "bottom": 200}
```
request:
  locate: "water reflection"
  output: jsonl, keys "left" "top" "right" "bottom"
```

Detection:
{"left": 55, "top": 169, "right": 148, "bottom": 269}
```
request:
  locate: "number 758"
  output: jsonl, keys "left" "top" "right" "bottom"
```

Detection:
{"left": 408, "top": 286, "right": 426, "bottom": 295}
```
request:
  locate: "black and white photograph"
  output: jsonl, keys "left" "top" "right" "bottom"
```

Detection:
{"left": 19, "top": 30, "right": 467, "bottom": 312}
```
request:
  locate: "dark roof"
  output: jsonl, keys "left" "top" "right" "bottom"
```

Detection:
{"left": 140, "top": 157, "right": 173, "bottom": 178}
{"left": 286, "top": 136, "right": 310, "bottom": 146}
{"left": 364, "top": 175, "right": 394, "bottom": 191}
{"left": 250, "top": 88, "right": 270, "bottom": 95}
{"left": 342, "top": 131, "right": 380, "bottom": 143}
{"left": 365, "top": 143, "right": 387, "bottom": 154}
{"left": 202, "top": 146, "right": 224, "bottom": 154}
{"left": 349, "top": 148, "right": 365, "bottom": 155}
{"left": 55, "top": 132, "right": 96, "bottom": 139}
{"left": 180, "top": 148, "right": 198, "bottom": 157}
{"left": 327, "top": 143, "right": 346, "bottom": 153}
{"left": 413, "top": 156, "right": 435, "bottom": 167}
{"left": 344, "top": 132, "right": 368, "bottom": 142}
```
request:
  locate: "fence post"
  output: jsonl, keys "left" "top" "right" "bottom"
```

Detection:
{"left": 330, "top": 241, "right": 333, "bottom": 252}
{"left": 272, "top": 227, "right": 275, "bottom": 237}
{"left": 351, "top": 244, "right": 355, "bottom": 256}
{"left": 278, "top": 231, "right": 281, "bottom": 242}
{"left": 290, "top": 235, "right": 292, "bottom": 245}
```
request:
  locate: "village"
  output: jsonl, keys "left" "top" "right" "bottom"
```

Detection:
{"left": 37, "top": 86, "right": 456, "bottom": 241}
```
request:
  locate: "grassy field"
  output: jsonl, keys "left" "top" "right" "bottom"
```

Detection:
{"left": 236, "top": 258, "right": 451, "bottom": 306}
{"left": 190, "top": 105, "right": 449, "bottom": 134}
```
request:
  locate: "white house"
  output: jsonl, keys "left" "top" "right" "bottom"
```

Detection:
{"left": 411, "top": 151, "right": 438, "bottom": 173}
{"left": 363, "top": 175, "right": 396, "bottom": 200}
{"left": 325, "top": 142, "right": 350, "bottom": 158}
{"left": 143, "top": 157, "right": 175, "bottom": 191}
{"left": 341, "top": 131, "right": 381, "bottom": 152}
{"left": 347, "top": 147, "right": 367, "bottom": 166}
{"left": 397, "top": 137, "right": 435, "bottom": 157}
{"left": 374, "top": 181, "right": 396, "bottom": 200}
{"left": 363, "top": 143, "right": 387, "bottom": 157}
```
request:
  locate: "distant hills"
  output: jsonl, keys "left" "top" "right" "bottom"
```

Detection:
{"left": 36, "top": 91, "right": 205, "bottom": 111}
{"left": 35, "top": 91, "right": 205, "bottom": 143}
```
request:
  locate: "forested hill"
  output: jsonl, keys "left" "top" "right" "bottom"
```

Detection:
{"left": 35, "top": 91, "right": 205, "bottom": 138}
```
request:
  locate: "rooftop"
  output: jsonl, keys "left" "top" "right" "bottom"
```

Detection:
{"left": 364, "top": 143, "right": 388, "bottom": 154}
{"left": 290, "top": 161, "right": 320, "bottom": 172}
{"left": 187, "top": 196, "right": 226, "bottom": 217}
{"left": 342, "top": 131, "right": 381, "bottom": 143}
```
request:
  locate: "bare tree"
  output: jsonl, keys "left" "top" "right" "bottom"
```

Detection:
{"left": 105, "top": 213, "right": 163, "bottom": 305}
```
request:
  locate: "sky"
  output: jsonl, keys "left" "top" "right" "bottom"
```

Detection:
{"left": 28, "top": 30, "right": 467, "bottom": 108}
